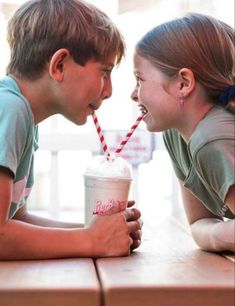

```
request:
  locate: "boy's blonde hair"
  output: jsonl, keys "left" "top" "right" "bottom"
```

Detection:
{"left": 7, "top": 0, "right": 125, "bottom": 79}
{"left": 136, "top": 13, "right": 235, "bottom": 111}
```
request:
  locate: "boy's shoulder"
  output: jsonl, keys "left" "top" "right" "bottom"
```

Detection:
{"left": 0, "top": 76, "right": 33, "bottom": 120}
{"left": 0, "top": 75, "right": 19, "bottom": 91}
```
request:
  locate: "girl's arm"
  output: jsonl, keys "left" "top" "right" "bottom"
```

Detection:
{"left": 179, "top": 180, "right": 235, "bottom": 252}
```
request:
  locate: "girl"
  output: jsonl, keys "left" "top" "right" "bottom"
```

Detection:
{"left": 132, "top": 13, "right": 235, "bottom": 252}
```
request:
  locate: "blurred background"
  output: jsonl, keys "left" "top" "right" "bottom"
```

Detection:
{"left": 0, "top": 0, "right": 234, "bottom": 223}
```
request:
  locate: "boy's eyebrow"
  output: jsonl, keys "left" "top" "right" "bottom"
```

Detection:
{"left": 102, "top": 63, "right": 114, "bottom": 70}
{"left": 106, "top": 63, "right": 114, "bottom": 68}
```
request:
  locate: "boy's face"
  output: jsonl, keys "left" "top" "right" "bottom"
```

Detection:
{"left": 57, "top": 54, "right": 116, "bottom": 125}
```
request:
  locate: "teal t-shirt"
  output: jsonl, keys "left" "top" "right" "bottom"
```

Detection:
{"left": 163, "top": 106, "right": 235, "bottom": 219}
{"left": 0, "top": 76, "right": 38, "bottom": 219}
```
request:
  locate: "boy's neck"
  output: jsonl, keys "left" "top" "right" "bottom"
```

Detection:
{"left": 12, "top": 75, "right": 57, "bottom": 125}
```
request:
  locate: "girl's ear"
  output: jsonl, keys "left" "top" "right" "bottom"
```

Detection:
{"left": 178, "top": 68, "right": 195, "bottom": 97}
{"left": 48, "top": 49, "right": 70, "bottom": 81}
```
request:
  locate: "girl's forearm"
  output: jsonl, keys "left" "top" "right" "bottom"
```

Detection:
{"left": 190, "top": 218, "right": 235, "bottom": 252}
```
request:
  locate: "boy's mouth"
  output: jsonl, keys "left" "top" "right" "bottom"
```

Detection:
{"left": 89, "top": 103, "right": 101, "bottom": 112}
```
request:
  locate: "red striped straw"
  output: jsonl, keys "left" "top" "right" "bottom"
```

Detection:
{"left": 115, "top": 114, "right": 144, "bottom": 154}
{"left": 92, "top": 112, "right": 110, "bottom": 159}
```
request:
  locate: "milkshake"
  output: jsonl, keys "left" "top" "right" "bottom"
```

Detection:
{"left": 84, "top": 154, "right": 132, "bottom": 225}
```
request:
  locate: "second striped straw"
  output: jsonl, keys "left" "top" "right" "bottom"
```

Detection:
{"left": 115, "top": 114, "right": 144, "bottom": 154}
{"left": 92, "top": 111, "right": 144, "bottom": 158}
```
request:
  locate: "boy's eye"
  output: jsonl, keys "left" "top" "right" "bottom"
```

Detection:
{"left": 103, "top": 69, "right": 112, "bottom": 76}
{"left": 102, "top": 66, "right": 113, "bottom": 77}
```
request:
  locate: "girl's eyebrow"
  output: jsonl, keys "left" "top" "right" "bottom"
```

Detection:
{"left": 134, "top": 70, "right": 143, "bottom": 76}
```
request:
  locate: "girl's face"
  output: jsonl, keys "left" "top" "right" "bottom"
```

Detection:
{"left": 131, "top": 53, "right": 180, "bottom": 132}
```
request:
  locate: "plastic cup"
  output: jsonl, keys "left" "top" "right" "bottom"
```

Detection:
{"left": 84, "top": 176, "right": 131, "bottom": 225}
{"left": 83, "top": 155, "right": 132, "bottom": 225}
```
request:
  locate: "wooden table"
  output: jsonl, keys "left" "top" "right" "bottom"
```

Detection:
{"left": 0, "top": 258, "right": 100, "bottom": 306}
{"left": 96, "top": 216, "right": 235, "bottom": 306}
{"left": 0, "top": 215, "right": 234, "bottom": 306}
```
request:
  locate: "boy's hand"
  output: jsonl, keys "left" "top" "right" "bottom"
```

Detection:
{"left": 86, "top": 200, "right": 143, "bottom": 257}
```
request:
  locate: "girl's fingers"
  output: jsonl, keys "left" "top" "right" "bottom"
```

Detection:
{"left": 131, "top": 239, "right": 141, "bottom": 251}
{"left": 130, "top": 229, "right": 142, "bottom": 240}
{"left": 124, "top": 208, "right": 141, "bottom": 221}
{"left": 127, "top": 220, "right": 141, "bottom": 233}
{"left": 127, "top": 200, "right": 135, "bottom": 208}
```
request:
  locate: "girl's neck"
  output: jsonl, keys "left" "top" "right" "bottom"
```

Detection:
{"left": 177, "top": 103, "right": 215, "bottom": 143}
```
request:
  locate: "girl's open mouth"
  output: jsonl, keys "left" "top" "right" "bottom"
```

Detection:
{"left": 138, "top": 104, "right": 148, "bottom": 117}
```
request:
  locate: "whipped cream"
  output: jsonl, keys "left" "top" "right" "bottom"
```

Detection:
{"left": 85, "top": 154, "right": 132, "bottom": 179}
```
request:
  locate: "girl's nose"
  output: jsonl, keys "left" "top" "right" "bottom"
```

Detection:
{"left": 131, "top": 87, "right": 139, "bottom": 102}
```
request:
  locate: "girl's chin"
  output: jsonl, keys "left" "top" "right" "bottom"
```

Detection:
{"left": 146, "top": 125, "right": 157, "bottom": 132}
{"left": 143, "top": 114, "right": 154, "bottom": 130}
{"left": 144, "top": 117, "right": 161, "bottom": 132}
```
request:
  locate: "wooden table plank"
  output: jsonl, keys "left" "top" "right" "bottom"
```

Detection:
{"left": 96, "top": 217, "right": 235, "bottom": 306}
{"left": 0, "top": 258, "right": 100, "bottom": 306}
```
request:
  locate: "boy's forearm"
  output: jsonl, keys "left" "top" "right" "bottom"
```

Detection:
{"left": 14, "top": 211, "right": 84, "bottom": 228}
{"left": 0, "top": 219, "right": 91, "bottom": 260}
{"left": 191, "top": 218, "right": 235, "bottom": 252}
{"left": 0, "top": 209, "right": 142, "bottom": 260}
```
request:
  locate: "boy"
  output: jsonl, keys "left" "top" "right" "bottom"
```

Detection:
{"left": 0, "top": 0, "right": 142, "bottom": 260}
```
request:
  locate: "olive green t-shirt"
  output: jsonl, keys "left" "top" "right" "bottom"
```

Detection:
{"left": 163, "top": 106, "right": 235, "bottom": 219}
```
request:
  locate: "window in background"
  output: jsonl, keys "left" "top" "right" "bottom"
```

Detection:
{"left": 0, "top": 0, "right": 234, "bottom": 223}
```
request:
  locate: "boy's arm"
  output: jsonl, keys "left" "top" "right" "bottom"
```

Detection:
{"left": 13, "top": 204, "right": 84, "bottom": 228}
{"left": 179, "top": 180, "right": 235, "bottom": 252}
{"left": 0, "top": 169, "right": 141, "bottom": 260}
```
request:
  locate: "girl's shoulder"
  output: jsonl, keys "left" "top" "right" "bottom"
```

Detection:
{"left": 189, "top": 106, "right": 234, "bottom": 154}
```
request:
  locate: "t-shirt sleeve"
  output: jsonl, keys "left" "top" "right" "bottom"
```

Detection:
{"left": 194, "top": 139, "right": 235, "bottom": 201}
{"left": 0, "top": 97, "right": 30, "bottom": 177}
{"left": 163, "top": 130, "right": 186, "bottom": 181}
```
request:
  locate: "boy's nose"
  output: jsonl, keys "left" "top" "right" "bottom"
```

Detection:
{"left": 102, "top": 79, "right": 112, "bottom": 100}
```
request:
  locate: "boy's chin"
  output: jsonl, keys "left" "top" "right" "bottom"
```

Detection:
{"left": 76, "top": 117, "right": 88, "bottom": 125}
{"left": 66, "top": 115, "right": 88, "bottom": 126}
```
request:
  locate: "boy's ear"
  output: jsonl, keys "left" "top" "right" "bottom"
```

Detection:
{"left": 49, "top": 49, "right": 70, "bottom": 81}
{"left": 178, "top": 68, "right": 195, "bottom": 97}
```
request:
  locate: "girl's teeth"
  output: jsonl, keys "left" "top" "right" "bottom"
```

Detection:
{"left": 139, "top": 105, "right": 148, "bottom": 115}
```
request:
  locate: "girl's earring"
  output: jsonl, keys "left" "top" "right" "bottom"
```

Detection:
{"left": 180, "top": 92, "right": 184, "bottom": 108}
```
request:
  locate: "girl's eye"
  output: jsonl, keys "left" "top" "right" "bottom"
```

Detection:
{"left": 135, "top": 75, "right": 143, "bottom": 83}
{"left": 136, "top": 76, "right": 142, "bottom": 85}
